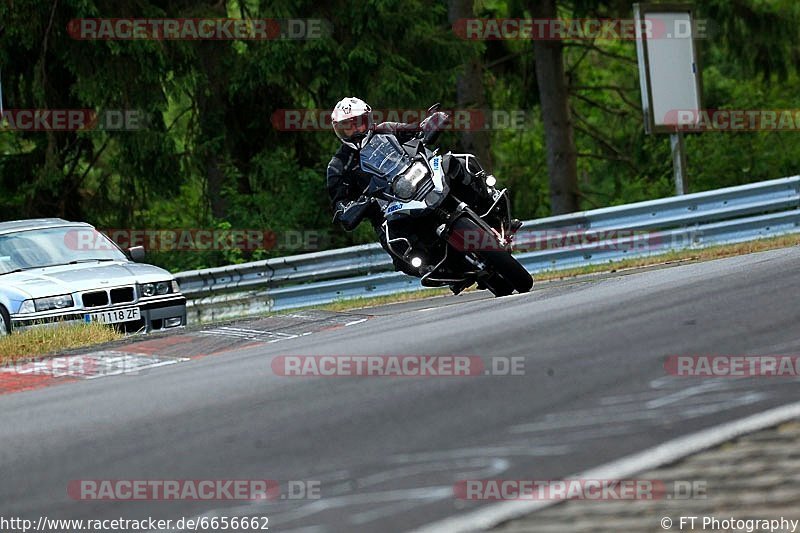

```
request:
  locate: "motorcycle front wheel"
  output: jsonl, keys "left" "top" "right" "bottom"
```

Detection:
{"left": 449, "top": 217, "right": 533, "bottom": 296}
{"left": 478, "top": 249, "right": 533, "bottom": 296}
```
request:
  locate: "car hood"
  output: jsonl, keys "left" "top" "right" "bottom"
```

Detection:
{"left": 0, "top": 261, "right": 174, "bottom": 299}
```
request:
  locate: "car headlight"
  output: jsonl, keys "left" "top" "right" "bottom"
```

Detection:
{"left": 140, "top": 281, "right": 174, "bottom": 297}
{"left": 33, "top": 294, "right": 74, "bottom": 312}
{"left": 393, "top": 162, "right": 429, "bottom": 200}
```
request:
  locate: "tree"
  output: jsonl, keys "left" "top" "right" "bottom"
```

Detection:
{"left": 448, "top": 0, "right": 493, "bottom": 169}
{"left": 520, "top": 0, "right": 800, "bottom": 214}
{"left": 529, "top": 0, "right": 579, "bottom": 214}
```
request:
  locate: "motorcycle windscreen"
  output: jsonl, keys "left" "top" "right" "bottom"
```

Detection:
{"left": 359, "top": 134, "right": 412, "bottom": 181}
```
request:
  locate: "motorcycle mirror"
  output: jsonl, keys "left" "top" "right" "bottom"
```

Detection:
{"left": 426, "top": 103, "right": 441, "bottom": 116}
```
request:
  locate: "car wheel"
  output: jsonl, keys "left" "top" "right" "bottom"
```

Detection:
{"left": 0, "top": 305, "right": 11, "bottom": 336}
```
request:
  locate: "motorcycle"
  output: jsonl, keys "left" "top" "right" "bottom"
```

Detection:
{"left": 339, "top": 107, "right": 533, "bottom": 297}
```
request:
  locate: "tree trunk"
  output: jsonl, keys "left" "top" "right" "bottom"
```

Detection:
{"left": 448, "top": 0, "right": 493, "bottom": 170}
{"left": 196, "top": 40, "right": 229, "bottom": 220}
{"left": 531, "top": 0, "right": 579, "bottom": 214}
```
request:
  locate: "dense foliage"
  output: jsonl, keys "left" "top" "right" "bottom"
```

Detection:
{"left": 1, "top": 0, "right": 798, "bottom": 271}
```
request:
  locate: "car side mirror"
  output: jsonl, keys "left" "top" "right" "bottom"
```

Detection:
{"left": 128, "top": 246, "right": 146, "bottom": 262}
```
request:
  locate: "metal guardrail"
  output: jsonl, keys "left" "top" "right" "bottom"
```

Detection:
{"left": 176, "top": 176, "right": 800, "bottom": 323}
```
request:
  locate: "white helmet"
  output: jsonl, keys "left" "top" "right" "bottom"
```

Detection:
{"left": 331, "top": 97, "right": 374, "bottom": 149}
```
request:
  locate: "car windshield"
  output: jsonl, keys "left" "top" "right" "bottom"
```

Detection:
{"left": 359, "top": 133, "right": 412, "bottom": 180}
{"left": 0, "top": 226, "right": 127, "bottom": 274}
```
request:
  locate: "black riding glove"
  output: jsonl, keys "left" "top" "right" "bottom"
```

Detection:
{"left": 334, "top": 197, "right": 375, "bottom": 231}
{"left": 418, "top": 111, "right": 450, "bottom": 144}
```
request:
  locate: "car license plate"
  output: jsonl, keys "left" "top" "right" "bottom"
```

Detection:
{"left": 85, "top": 307, "right": 141, "bottom": 324}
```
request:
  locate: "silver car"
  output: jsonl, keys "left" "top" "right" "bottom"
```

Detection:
{"left": 0, "top": 218, "right": 187, "bottom": 335}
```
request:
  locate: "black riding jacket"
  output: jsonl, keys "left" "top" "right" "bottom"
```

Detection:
{"left": 326, "top": 122, "right": 418, "bottom": 228}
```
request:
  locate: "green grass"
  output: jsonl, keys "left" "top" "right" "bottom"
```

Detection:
{"left": 534, "top": 233, "right": 800, "bottom": 281}
{"left": 0, "top": 322, "right": 123, "bottom": 364}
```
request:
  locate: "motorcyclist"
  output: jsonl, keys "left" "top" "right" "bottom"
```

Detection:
{"left": 326, "top": 97, "right": 516, "bottom": 276}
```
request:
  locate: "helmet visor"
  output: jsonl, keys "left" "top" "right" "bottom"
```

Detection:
{"left": 333, "top": 112, "right": 374, "bottom": 146}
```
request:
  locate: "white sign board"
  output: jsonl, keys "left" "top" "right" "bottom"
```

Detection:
{"left": 634, "top": 4, "right": 703, "bottom": 134}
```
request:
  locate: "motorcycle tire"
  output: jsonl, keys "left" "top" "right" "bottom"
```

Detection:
{"left": 449, "top": 217, "right": 533, "bottom": 296}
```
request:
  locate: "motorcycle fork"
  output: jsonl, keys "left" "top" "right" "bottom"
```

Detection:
{"left": 444, "top": 199, "right": 511, "bottom": 253}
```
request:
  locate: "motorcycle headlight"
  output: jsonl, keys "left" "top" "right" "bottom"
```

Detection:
{"left": 34, "top": 294, "right": 74, "bottom": 312}
{"left": 393, "top": 162, "right": 429, "bottom": 200}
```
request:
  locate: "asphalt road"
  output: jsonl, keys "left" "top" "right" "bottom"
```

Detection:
{"left": 2, "top": 248, "right": 800, "bottom": 532}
